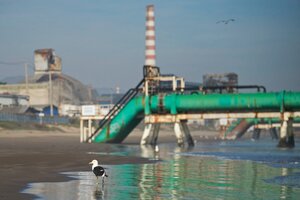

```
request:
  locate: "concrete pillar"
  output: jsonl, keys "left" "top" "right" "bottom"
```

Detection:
{"left": 269, "top": 127, "right": 278, "bottom": 140}
{"left": 141, "top": 124, "right": 153, "bottom": 145}
{"left": 88, "top": 119, "right": 92, "bottom": 143}
{"left": 287, "top": 118, "right": 295, "bottom": 147}
{"left": 142, "top": 122, "right": 194, "bottom": 147}
{"left": 174, "top": 123, "right": 184, "bottom": 146}
{"left": 91, "top": 127, "right": 95, "bottom": 141}
{"left": 278, "top": 118, "right": 294, "bottom": 148}
{"left": 150, "top": 124, "right": 160, "bottom": 145}
{"left": 83, "top": 126, "right": 88, "bottom": 142}
{"left": 80, "top": 119, "right": 84, "bottom": 143}
{"left": 181, "top": 122, "right": 194, "bottom": 146}
{"left": 251, "top": 128, "right": 261, "bottom": 141}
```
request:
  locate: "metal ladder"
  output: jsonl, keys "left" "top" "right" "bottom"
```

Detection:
{"left": 86, "top": 79, "right": 144, "bottom": 142}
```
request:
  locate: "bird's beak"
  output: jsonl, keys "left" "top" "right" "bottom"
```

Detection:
{"left": 89, "top": 161, "right": 92, "bottom": 164}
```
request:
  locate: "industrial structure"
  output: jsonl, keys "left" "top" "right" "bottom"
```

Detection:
{"left": 0, "top": 94, "right": 29, "bottom": 113}
{"left": 145, "top": 5, "right": 156, "bottom": 67}
{"left": 34, "top": 49, "right": 62, "bottom": 75}
{"left": 80, "top": 5, "right": 300, "bottom": 148}
{"left": 0, "top": 49, "right": 95, "bottom": 116}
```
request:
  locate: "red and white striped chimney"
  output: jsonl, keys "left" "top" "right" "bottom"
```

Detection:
{"left": 145, "top": 5, "right": 156, "bottom": 66}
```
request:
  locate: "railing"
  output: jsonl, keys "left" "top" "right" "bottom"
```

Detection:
{"left": 86, "top": 79, "right": 144, "bottom": 142}
{"left": 0, "top": 112, "right": 70, "bottom": 125}
{"left": 156, "top": 85, "right": 267, "bottom": 94}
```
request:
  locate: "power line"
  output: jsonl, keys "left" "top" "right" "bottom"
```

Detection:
{"left": 0, "top": 61, "right": 34, "bottom": 68}
{"left": 0, "top": 60, "right": 32, "bottom": 65}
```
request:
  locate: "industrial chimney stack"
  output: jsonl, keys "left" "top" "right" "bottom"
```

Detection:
{"left": 145, "top": 5, "right": 156, "bottom": 66}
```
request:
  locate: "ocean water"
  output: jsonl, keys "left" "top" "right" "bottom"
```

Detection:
{"left": 22, "top": 138, "right": 300, "bottom": 200}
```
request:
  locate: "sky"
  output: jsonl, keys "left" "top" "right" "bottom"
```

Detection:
{"left": 0, "top": 0, "right": 300, "bottom": 92}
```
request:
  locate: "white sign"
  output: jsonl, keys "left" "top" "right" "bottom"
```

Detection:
{"left": 82, "top": 105, "right": 96, "bottom": 116}
{"left": 219, "top": 118, "right": 228, "bottom": 126}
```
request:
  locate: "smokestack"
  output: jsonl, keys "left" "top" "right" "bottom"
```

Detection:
{"left": 145, "top": 5, "right": 156, "bottom": 66}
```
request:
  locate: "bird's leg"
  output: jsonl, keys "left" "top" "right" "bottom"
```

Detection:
{"left": 101, "top": 178, "right": 105, "bottom": 190}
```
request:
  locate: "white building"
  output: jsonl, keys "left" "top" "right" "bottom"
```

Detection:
{"left": 0, "top": 94, "right": 29, "bottom": 113}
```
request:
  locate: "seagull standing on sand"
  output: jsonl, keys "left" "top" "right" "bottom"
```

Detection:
{"left": 89, "top": 159, "right": 108, "bottom": 184}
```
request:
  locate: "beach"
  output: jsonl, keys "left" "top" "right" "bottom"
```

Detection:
{"left": 0, "top": 127, "right": 145, "bottom": 200}
{"left": 1, "top": 125, "right": 300, "bottom": 199}
{"left": 0, "top": 125, "right": 220, "bottom": 200}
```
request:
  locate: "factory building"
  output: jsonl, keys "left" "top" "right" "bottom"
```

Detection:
{"left": 0, "top": 94, "right": 29, "bottom": 114}
{"left": 203, "top": 73, "right": 238, "bottom": 87}
{"left": 203, "top": 73, "right": 238, "bottom": 93}
{"left": 0, "top": 49, "right": 95, "bottom": 116}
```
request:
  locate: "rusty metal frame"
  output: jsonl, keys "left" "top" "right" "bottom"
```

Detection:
{"left": 144, "top": 112, "right": 300, "bottom": 124}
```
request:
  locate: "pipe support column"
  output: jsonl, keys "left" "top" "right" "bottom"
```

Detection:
{"left": 278, "top": 118, "right": 294, "bottom": 148}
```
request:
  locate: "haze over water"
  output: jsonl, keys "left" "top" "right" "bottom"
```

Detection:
{"left": 23, "top": 138, "right": 300, "bottom": 200}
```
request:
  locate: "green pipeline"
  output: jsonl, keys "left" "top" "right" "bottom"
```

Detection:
{"left": 93, "top": 91, "right": 300, "bottom": 143}
{"left": 224, "top": 117, "right": 300, "bottom": 138}
{"left": 93, "top": 96, "right": 144, "bottom": 143}
{"left": 160, "top": 91, "right": 300, "bottom": 113}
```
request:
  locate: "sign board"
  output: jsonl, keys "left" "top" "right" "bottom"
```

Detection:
{"left": 219, "top": 118, "right": 228, "bottom": 126}
{"left": 82, "top": 105, "right": 96, "bottom": 116}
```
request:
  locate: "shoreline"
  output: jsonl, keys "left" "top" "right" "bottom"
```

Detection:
{"left": 1, "top": 126, "right": 292, "bottom": 199}
{"left": 0, "top": 128, "right": 154, "bottom": 200}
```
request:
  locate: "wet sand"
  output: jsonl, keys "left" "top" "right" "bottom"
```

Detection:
{"left": 0, "top": 128, "right": 143, "bottom": 200}
{"left": 0, "top": 126, "right": 219, "bottom": 200}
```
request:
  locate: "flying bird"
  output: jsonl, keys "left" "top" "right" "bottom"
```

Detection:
{"left": 216, "top": 19, "right": 235, "bottom": 24}
{"left": 89, "top": 159, "right": 108, "bottom": 184}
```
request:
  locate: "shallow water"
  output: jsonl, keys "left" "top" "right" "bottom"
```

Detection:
{"left": 22, "top": 138, "right": 300, "bottom": 200}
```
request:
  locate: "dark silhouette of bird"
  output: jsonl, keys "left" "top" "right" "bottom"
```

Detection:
{"left": 89, "top": 159, "right": 108, "bottom": 184}
{"left": 216, "top": 19, "right": 235, "bottom": 24}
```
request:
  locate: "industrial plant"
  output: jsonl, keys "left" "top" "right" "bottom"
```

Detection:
{"left": 0, "top": 48, "right": 96, "bottom": 117}
{"left": 1, "top": 5, "right": 299, "bottom": 150}
{"left": 78, "top": 5, "right": 300, "bottom": 149}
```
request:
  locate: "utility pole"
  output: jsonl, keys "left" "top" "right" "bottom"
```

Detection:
{"left": 24, "top": 63, "right": 29, "bottom": 96}
{"left": 49, "top": 71, "right": 53, "bottom": 116}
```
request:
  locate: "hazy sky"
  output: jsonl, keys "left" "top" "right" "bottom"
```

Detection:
{"left": 0, "top": 0, "right": 299, "bottom": 92}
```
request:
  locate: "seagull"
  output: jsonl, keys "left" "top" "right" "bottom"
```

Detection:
{"left": 89, "top": 159, "right": 108, "bottom": 184}
{"left": 216, "top": 19, "right": 235, "bottom": 24}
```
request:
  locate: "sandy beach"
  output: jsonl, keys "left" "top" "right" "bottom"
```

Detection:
{"left": 0, "top": 124, "right": 222, "bottom": 200}
{"left": 0, "top": 126, "right": 150, "bottom": 200}
{"left": 0, "top": 124, "right": 298, "bottom": 199}
{"left": 0, "top": 124, "right": 228, "bottom": 199}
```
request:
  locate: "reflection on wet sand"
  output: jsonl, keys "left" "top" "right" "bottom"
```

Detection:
{"left": 93, "top": 183, "right": 105, "bottom": 200}
{"left": 22, "top": 141, "right": 300, "bottom": 200}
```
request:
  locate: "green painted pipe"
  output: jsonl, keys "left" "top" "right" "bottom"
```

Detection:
{"left": 161, "top": 91, "right": 300, "bottom": 113}
{"left": 224, "top": 119, "right": 247, "bottom": 137}
{"left": 94, "top": 91, "right": 300, "bottom": 143}
{"left": 224, "top": 117, "right": 300, "bottom": 139}
{"left": 93, "top": 96, "right": 144, "bottom": 143}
